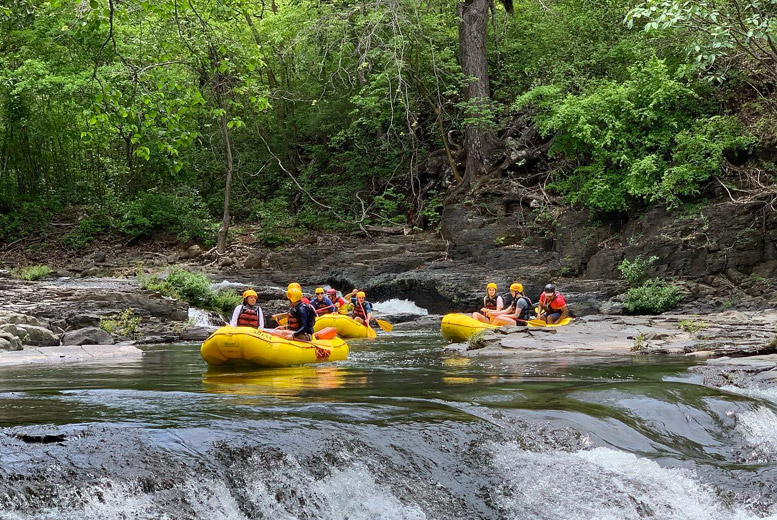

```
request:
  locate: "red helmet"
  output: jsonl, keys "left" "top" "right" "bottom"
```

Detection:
{"left": 326, "top": 288, "right": 337, "bottom": 295}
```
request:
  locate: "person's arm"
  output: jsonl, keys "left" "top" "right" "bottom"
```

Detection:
{"left": 496, "top": 296, "right": 504, "bottom": 311}
{"left": 229, "top": 306, "right": 241, "bottom": 326}
{"left": 257, "top": 307, "right": 264, "bottom": 329}
{"left": 343, "top": 289, "right": 358, "bottom": 300}
{"left": 558, "top": 305, "right": 569, "bottom": 320}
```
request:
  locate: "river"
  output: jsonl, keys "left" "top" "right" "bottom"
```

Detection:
{"left": 1, "top": 322, "right": 777, "bottom": 519}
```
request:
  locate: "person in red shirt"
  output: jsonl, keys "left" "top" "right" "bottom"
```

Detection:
{"left": 537, "top": 284, "right": 568, "bottom": 324}
{"left": 326, "top": 288, "right": 347, "bottom": 312}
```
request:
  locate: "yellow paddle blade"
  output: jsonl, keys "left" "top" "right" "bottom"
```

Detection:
{"left": 375, "top": 319, "right": 393, "bottom": 332}
{"left": 527, "top": 319, "right": 547, "bottom": 327}
{"left": 277, "top": 316, "right": 288, "bottom": 326}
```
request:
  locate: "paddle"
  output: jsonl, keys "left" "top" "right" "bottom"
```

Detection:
{"left": 374, "top": 318, "right": 393, "bottom": 332}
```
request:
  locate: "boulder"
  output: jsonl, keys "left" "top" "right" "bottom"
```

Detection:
{"left": 94, "top": 250, "right": 107, "bottom": 263}
{"left": 0, "top": 332, "right": 22, "bottom": 352}
{"left": 17, "top": 325, "right": 60, "bottom": 346}
{"left": 179, "top": 327, "right": 213, "bottom": 341}
{"left": 243, "top": 253, "right": 265, "bottom": 269}
{"left": 166, "top": 253, "right": 179, "bottom": 264}
{"left": 64, "top": 313, "right": 102, "bottom": 330}
{"left": 61, "top": 327, "right": 114, "bottom": 346}
{"left": 186, "top": 245, "right": 203, "bottom": 259}
{"left": 0, "top": 312, "right": 46, "bottom": 328}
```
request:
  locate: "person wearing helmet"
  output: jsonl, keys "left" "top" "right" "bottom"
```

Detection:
{"left": 488, "top": 283, "right": 533, "bottom": 326}
{"left": 230, "top": 289, "right": 265, "bottom": 328}
{"left": 472, "top": 282, "right": 504, "bottom": 323}
{"left": 311, "top": 287, "right": 335, "bottom": 315}
{"left": 343, "top": 289, "right": 374, "bottom": 326}
{"left": 326, "top": 288, "right": 347, "bottom": 312}
{"left": 274, "top": 287, "right": 316, "bottom": 340}
{"left": 287, "top": 282, "right": 311, "bottom": 304}
{"left": 537, "top": 284, "right": 568, "bottom": 324}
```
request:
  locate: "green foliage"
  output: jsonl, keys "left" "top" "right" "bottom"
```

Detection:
{"left": 138, "top": 268, "right": 240, "bottom": 315}
{"left": 251, "top": 198, "right": 299, "bottom": 248}
{"left": 100, "top": 308, "right": 142, "bottom": 337}
{"left": 518, "top": 58, "right": 755, "bottom": 211}
{"left": 11, "top": 265, "right": 53, "bottom": 281}
{"left": 118, "top": 188, "right": 214, "bottom": 243}
{"left": 62, "top": 215, "right": 112, "bottom": 250}
{"left": 468, "top": 330, "right": 487, "bottom": 350}
{"left": 678, "top": 319, "right": 710, "bottom": 334}
{"left": 619, "top": 255, "right": 659, "bottom": 286}
{"left": 624, "top": 278, "right": 680, "bottom": 314}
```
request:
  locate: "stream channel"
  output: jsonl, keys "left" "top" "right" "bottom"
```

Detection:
{"left": 1, "top": 302, "right": 777, "bottom": 519}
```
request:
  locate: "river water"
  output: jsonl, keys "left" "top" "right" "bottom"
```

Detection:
{"left": 1, "top": 325, "right": 777, "bottom": 519}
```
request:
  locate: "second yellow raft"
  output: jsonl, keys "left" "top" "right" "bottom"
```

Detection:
{"left": 440, "top": 313, "right": 500, "bottom": 342}
{"left": 201, "top": 326, "right": 349, "bottom": 368}
{"left": 314, "top": 313, "right": 377, "bottom": 339}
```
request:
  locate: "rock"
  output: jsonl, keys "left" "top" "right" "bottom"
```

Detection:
{"left": 0, "top": 312, "right": 46, "bottom": 328}
{"left": 56, "top": 270, "right": 72, "bottom": 278}
{"left": 243, "top": 253, "right": 265, "bottom": 269}
{"left": 220, "top": 257, "right": 234, "bottom": 267}
{"left": 16, "top": 325, "right": 60, "bottom": 346}
{"left": 81, "top": 267, "right": 102, "bottom": 277}
{"left": 61, "top": 327, "right": 114, "bottom": 346}
{"left": 0, "top": 332, "right": 23, "bottom": 351}
{"left": 166, "top": 253, "right": 179, "bottom": 264}
{"left": 94, "top": 250, "right": 107, "bottom": 263}
{"left": 599, "top": 299, "right": 624, "bottom": 315}
{"left": 186, "top": 245, "right": 202, "bottom": 260}
{"left": 64, "top": 313, "right": 102, "bottom": 330}
{"left": 179, "top": 327, "right": 213, "bottom": 341}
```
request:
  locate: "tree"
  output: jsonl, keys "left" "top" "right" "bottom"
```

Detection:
{"left": 457, "top": 0, "right": 513, "bottom": 188}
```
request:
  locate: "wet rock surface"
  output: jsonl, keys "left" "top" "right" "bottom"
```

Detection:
{"left": 443, "top": 311, "right": 777, "bottom": 360}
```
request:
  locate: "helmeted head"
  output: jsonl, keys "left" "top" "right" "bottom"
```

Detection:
{"left": 315, "top": 287, "right": 325, "bottom": 300}
{"left": 356, "top": 291, "right": 366, "bottom": 302}
{"left": 544, "top": 284, "right": 556, "bottom": 295}
{"left": 510, "top": 283, "right": 523, "bottom": 295}
{"left": 242, "top": 289, "right": 258, "bottom": 305}
{"left": 287, "top": 287, "right": 303, "bottom": 303}
{"left": 486, "top": 282, "right": 497, "bottom": 297}
{"left": 326, "top": 288, "right": 337, "bottom": 297}
{"left": 287, "top": 282, "right": 302, "bottom": 291}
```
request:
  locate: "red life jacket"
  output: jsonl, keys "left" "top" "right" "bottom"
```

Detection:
{"left": 483, "top": 295, "right": 499, "bottom": 310}
{"left": 237, "top": 306, "right": 260, "bottom": 328}
{"left": 352, "top": 300, "right": 371, "bottom": 320}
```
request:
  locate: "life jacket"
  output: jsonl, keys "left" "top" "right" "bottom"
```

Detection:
{"left": 511, "top": 296, "right": 534, "bottom": 321}
{"left": 312, "top": 298, "right": 333, "bottom": 314}
{"left": 236, "top": 306, "right": 260, "bottom": 328}
{"left": 352, "top": 300, "right": 371, "bottom": 320}
{"left": 483, "top": 295, "right": 499, "bottom": 310}
{"left": 287, "top": 302, "right": 317, "bottom": 331}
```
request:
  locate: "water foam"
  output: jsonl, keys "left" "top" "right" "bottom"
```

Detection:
{"left": 372, "top": 299, "right": 428, "bottom": 316}
{"left": 735, "top": 406, "right": 777, "bottom": 461}
{"left": 490, "top": 444, "right": 772, "bottom": 520}
{"left": 188, "top": 307, "right": 217, "bottom": 327}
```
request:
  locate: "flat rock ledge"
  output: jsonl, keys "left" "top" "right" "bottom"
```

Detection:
{"left": 443, "top": 311, "right": 777, "bottom": 359}
{"left": 0, "top": 344, "right": 142, "bottom": 366}
{"left": 691, "top": 354, "right": 777, "bottom": 392}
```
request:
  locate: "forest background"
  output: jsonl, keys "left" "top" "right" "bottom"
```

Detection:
{"left": 1, "top": 0, "right": 776, "bottom": 255}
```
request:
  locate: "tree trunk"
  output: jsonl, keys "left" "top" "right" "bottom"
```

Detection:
{"left": 216, "top": 110, "right": 234, "bottom": 254}
{"left": 457, "top": 0, "right": 496, "bottom": 188}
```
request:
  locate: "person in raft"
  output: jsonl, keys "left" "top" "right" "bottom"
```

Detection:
{"left": 472, "top": 282, "right": 504, "bottom": 323}
{"left": 274, "top": 287, "right": 315, "bottom": 341}
{"left": 287, "top": 282, "right": 311, "bottom": 304}
{"left": 311, "top": 287, "right": 335, "bottom": 315}
{"left": 488, "top": 283, "right": 533, "bottom": 326}
{"left": 230, "top": 289, "right": 265, "bottom": 328}
{"left": 537, "top": 284, "right": 569, "bottom": 324}
{"left": 327, "top": 288, "right": 348, "bottom": 312}
{"left": 343, "top": 289, "right": 374, "bottom": 326}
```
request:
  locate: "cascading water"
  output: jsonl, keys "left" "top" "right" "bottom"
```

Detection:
{"left": 1, "top": 313, "right": 777, "bottom": 519}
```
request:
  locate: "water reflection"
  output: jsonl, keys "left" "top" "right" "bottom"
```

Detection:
{"left": 202, "top": 365, "right": 368, "bottom": 398}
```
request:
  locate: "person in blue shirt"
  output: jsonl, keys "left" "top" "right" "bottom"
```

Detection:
{"left": 311, "top": 287, "right": 335, "bottom": 315}
{"left": 274, "top": 287, "right": 315, "bottom": 341}
{"left": 343, "top": 289, "right": 374, "bottom": 326}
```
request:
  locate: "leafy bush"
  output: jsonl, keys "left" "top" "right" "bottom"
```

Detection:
{"left": 118, "top": 188, "right": 214, "bottom": 243}
{"left": 624, "top": 278, "right": 680, "bottom": 314}
{"left": 62, "top": 216, "right": 112, "bottom": 250}
{"left": 251, "top": 198, "right": 298, "bottom": 248}
{"left": 517, "top": 58, "right": 756, "bottom": 211}
{"left": 619, "top": 255, "right": 658, "bottom": 286}
{"left": 678, "top": 319, "right": 710, "bottom": 334}
{"left": 100, "top": 308, "right": 142, "bottom": 337}
{"left": 11, "top": 265, "right": 53, "bottom": 281}
{"left": 138, "top": 268, "right": 241, "bottom": 315}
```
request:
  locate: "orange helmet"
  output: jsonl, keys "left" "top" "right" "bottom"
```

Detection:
{"left": 286, "top": 287, "right": 303, "bottom": 303}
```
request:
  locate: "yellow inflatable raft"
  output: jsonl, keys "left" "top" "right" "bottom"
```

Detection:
{"left": 201, "top": 326, "right": 349, "bottom": 368}
{"left": 314, "top": 313, "right": 377, "bottom": 339}
{"left": 440, "top": 313, "right": 500, "bottom": 342}
{"left": 528, "top": 317, "right": 573, "bottom": 328}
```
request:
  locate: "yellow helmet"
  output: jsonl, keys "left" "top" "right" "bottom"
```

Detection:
{"left": 486, "top": 283, "right": 497, "bottom": 290}
{"left": 287, "top": 282, "right": 302, "bottom": 291}
{"left": 315, "top": 287, "right": 324, "bottom": 294}
{"left": 286, "top": 287, "right": 303, "bottom": 303}
{"left": 242, "top": 289, "right": 258, "bottom": 299}
{"left": 357, "top": 291, "right": 366, "bottom": 298}
{"left": 510, "top": 283, "right": 523, "bottom": 293}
